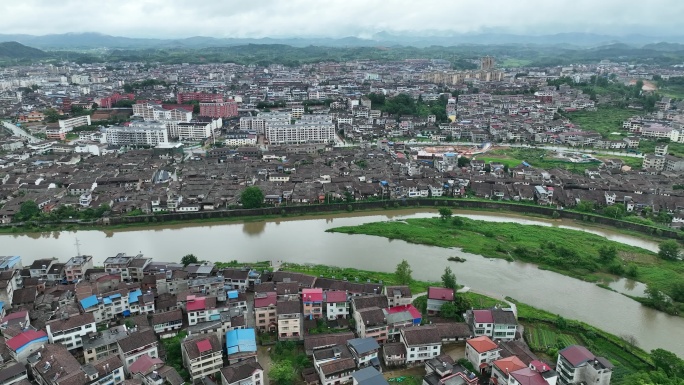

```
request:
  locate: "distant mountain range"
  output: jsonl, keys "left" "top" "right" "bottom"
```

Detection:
{"left": 2, "top": 31, "right": 684, "bottom": 50}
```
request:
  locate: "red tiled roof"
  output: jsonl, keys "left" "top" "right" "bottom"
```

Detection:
{"left": 2, "top": 310, "right": 28, "bottom": 322}
{"left": 186, "top": 297, "right": 206, "bottom": 311}
{"left": 196, "top": 339, "right": 212, "bottom": 353}
{"left": 7, "top": 330, "right": 47, "bottom": 351}
{"left": 302, "top": 288, "right": 323, "bottom": 302}
{"left": 428, "top": 287, "right": 454, "bottom": 301}
{"left": 128, "top": 355, "right": 163, "bottom": 374}
{"left": 509, "top": 368, "right": 548, "bottom": 385}
{"left": 325, "top": 291, "right": 347, "bottom": 303}
{"left": 559, "top": 345, "right": 595, "bottom": 367}
{"left": 473, "top": 309, "right": 493, "bottom": 323}
{"left": 467, "top": 336, "right": 498, "bottom": 353}
{"left": 254, "top": 292, "right": 277, "bottom": 308}
{"left": 385, "top": 304, "right": 421, "bottom": 320}
{"left": 493, "top": 356, "right": 526, "bottom": 374}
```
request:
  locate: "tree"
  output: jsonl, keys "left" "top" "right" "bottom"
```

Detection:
{"left": 658, "top": 240, "right": 681, "bottom": 261}
{"left": 181, "top": 254, "right": 199, "bottom": 267}
{"left": 671, "top": 281, "right": 684, "bottom": 303}
{"left": 651, "top": 348, "right": 684, "bottom": 378}
{"left": 240, "top": 186, "right": 264, "bottom": 209}
{"left": 413, "top": 295, "right": 427, "bottom": 314}
{"left": 603, "top": 205, "right": 625, "bottom": 219}
{"left": 15, "top": 200, "right": 40, "bottom": 222}
{"left": 269, "top": 360, "right": 296, "bottom": 385}
{"left": 395, "top": 260, "right": 413, "bottom": 285}
{"left": 441, "top": 267, "right": 457, "bottom": 291}
{"left": 598, "top": 245, "right": 618, "bottom": 263}
{"left": 439, "top": 208, "right": 453, "bottom": 221}
{"left": 457, "top": 156, "right": 470, "bottom": 168}
{"left": 440, "top": 302, "right": 460, "bottom": 320}
{"left": 645, "top": 284, "right": 666, "bottom": 304}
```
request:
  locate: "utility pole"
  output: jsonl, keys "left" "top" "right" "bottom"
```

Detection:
{"left": 74, "top": 237, "right": 81, "bottom": 256}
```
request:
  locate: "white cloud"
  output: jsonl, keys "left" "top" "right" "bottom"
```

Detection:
{"left": 1, "top": 0, "right": 682, "bottom": 38}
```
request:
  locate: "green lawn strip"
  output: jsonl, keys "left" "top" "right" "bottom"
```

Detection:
{"left": 563, "top": 106, "right": 637, "bottom": 138}
{"left": 327, "top": 217, "right": 683, "bottom": 306}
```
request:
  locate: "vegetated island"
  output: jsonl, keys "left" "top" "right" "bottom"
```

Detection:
{"left": 280, "top": 262, "right": 682, "bottom": 384}
{"left": 327, "top": 215, "right": 684, "bottom": 316}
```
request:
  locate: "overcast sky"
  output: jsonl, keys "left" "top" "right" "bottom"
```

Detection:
{"left": 2, "top": 0, "right": 682, "bottom": 38}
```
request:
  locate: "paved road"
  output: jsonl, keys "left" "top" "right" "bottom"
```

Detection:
{"left": 2, "top": 121, "right": 41, "bottom": 143}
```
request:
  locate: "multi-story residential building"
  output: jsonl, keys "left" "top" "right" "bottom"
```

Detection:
{"left": 103, "top": 123, "right": 169, "bottom": 146}
{"left": 423, "top": 355, "right": 478, "bottom": 385}
{"left": 465, "top": 308, "right": 518, "bottom": 341}
{"left": 58, "top": 115, "right": 91, "bottom": 131}
{"left": 220, "top": 268, "right": 254, "bottom": 292}
{"left": 0, "top": 269, "right": 18, "bottom": 306}
{"left": 151, "top": 309, "right": 183, "bottom": 338}
{"left": 79, "top": 289, "right": 133, "bottom": 322}
{"left": 254, "top": 292, "right": 278, "bottom": 333}
{"left": 82, "top": 325, "right": 128, "bottom": 363}
{"left": 313, "top": 344, "right": 357, "bottom": 385}
{"left": 176, "top": 118, "right": 222, "bottom": 141}
{"left": 117, "top": 330, "right": 159, "bottom": 373}
{"left": 224, "top": 131, "right": 257, "bottom": 146}
{"left": 426, "top": 287, "right": 454, "bottom": 315}
{"left": 103, "top": 253, "right": 144, "bottom": 281}
{"left": 133, "top": 103, "right": 192, "bottom": 123}
{"left": 400, "top": 326, "right": 442, "bottom": 366}
{"left": 200, "top": 101, "right": 238, "bottom": 118}
{"left": 642, "top": 154, "right": 666, "bottom": 171}
{"left": 354, "top": 307, "right": 388, "bottom": 344}
{"left": 277, "top": 300, "right": 302, "bottom": 341}
{"left": 220, "top": 358, "right": 264, "bottom": 385}
{"left": 225, "top": 328, "right": 257, "bottom": 365}
{"left": 384, "top": 305, "right": 422, "bottom": 342}
{"left": 181, "top": 334, "right": 224, "bottom": 382}
{"left": 177, "top": 92, "right": 223, "bottom": 104}
{"left": 29, "top": 343, "right": 126, "bottom": 385}
{"left": 465, "top": 336, "right": 501, "bottom": 372}
{"left": 265, "top": 116, "right": 336, "bottom": 145}
{"left": 347, "top": 337, "right": 381, "bottom": 370}
{"left": 324, "top": 291, "right": 349, "bottom": 320}
{"left": 556, "top": 345, "right": 612, "bottom": 385}
{"left": 185, "top": 295, "right": 230, "bottom": 326}
{"left": 29, "top": 258, "right": 55, "bottom": 279}
{"left": 302, "top": 288, "right": 324, "bottom": 320}
{"left": 64, "top": 255, "right": 93, "bottom": 283}
{"left": 509, "top": 363, "right": 558, "bottom": 385}
{"left": 383, "top": 286, "right": 412, "bottom": 307}
{"left": 46, "top": 312, "right": 97, "bottom": 350}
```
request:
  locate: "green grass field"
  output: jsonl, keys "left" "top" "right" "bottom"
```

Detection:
{"left": 499, "top": 58, "right": 533, "bottom": 68}
{"left": 563, "top": 107, "right": 637, "bottom": 139}
{"left": 328, "top": 217, "right": 684, "bottom": 304}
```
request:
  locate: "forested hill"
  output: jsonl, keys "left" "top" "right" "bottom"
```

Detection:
{"left": 0, "top": 41, "right": 48, "bottom": 58}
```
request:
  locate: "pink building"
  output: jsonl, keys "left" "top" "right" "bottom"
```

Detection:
{"left": 200, "top": 101, "right": 238, "bottom": 118}
{"left": 302, "top": 288, "right": 323, "bottom": 320}
{"left": 177, "top": 92, "right": 223, "bottom": 104}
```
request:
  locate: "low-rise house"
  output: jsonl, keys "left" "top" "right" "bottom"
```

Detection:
{"left": 384, "top": 304, "right": 422, "bottom": 341}
{"left": 0, "top": 363, "right": 28, "bottom": 385}
{"left": 225, "top": 328, "right": 257, "bottom": 365}
{"left": 382, "top": 342, "right": 407, "bottom": 368}
{"left": 220, "top": 268, "right": 251, "bottom": 292}
{"left": 509, "top": 362, "right": 558, "bottom": 385}
{"left": 64, "top": 255, "right": 93, "bottom": 283}
{"left": 400, "top": 326, "right": 442, "bottom": 366}
{"left": 46, "top": 312, "right": 97, "bottom": 350}
{"left": 185, "top": 295, "right": 229, "bottom": 326}
{"left": 347, "top": 337, "right": 381, "bottom": 370}
{"left": 6, "top": 329, "right": 49, "bottom": 363}
{"left": 423, "top": 355, "right": 478, "bottom": 385}
{"left": 434, "top": 322, "right": 473, "bottom": 344}
{"left": 181, "top": 334, "right": 223, "bottom": 382}
{"left": 277, "top": 300, "right": 302, "bottom": 341}
{"left": 491, "top": 356, "right": 527, "bottom": 385}
{"left": 220, "top": 357, "right": 264, "bottom": 385}
{"left": 82, "top": 325, "right": 128, "bottom": 363}
{"left": 351, "top": 367, "right": 389, "bottom": 385}
{"left": 28, "top": 343, "right": 126, "bottom": 385}
{"left": 426, "top": 287, "right": 454, "bottom": 315}
{"left": 313, "top": 344, "right": 357, "bottom": 385}
{"left": 117, "top": 330, "right": 159, "bottom": 373}
{"left": 150, "top": 309, "right": 183, "bottom": 338}
{"left": 465, "top": 308, "right": 518, "bottom": 341}
{"left": 383, "top": 286, "right": 412, "bottom": 307}
{"left": 465, "top": 336, "right": 501, "bottom": 373}
{"left": 304, "top": 332, "right": 356, "bottom": 356}
{"left": 557, "top": 345, "right": 612, "bottom": 385}
{"left": 354, "top": 307, "right": 388, "bottom": 344}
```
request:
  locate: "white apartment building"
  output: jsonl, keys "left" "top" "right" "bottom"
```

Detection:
{"left": 220, "top": 358, "right": 264, "bottom": 385}
{"left": 132, "top": 103, "right": 192, "bottom": 122}
{"left": 265, "top": 117, "right": 336, "bottom": 145}
{"left": 58, "top": 115, "right": 91, "bottom": 130}
{"left": 177, "top": 118, "right": 222, "bottom": 141}
{"left": 103, "top": 123, "right": 169, "bottom": 146}
{"left": 400, "top": 326, "right": 442, "bottom": 366}
{"left": 117, "top": 330, "right": 159, "bottom": 373}
{"left": 224, "top": 131, "right": 257, "bottom": 146}
{"left": 465, "top": 336, "right": 501, "bottom": 369}
{"left": 45, "top": 312, "right": 97, "bottom": 350}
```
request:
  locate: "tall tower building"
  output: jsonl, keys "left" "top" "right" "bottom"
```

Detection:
{"left": 480, "top": 56, "right": 495, "bottom": 70}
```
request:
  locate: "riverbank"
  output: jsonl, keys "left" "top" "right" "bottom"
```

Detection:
{"left": 278, "top": 262, "right": 669, "bottom": 384}
{"left": 3, "top": 198, "right": 682, "bottom": 242}
{"left": 328, "top": 217, "right": 684, "bottom": 316}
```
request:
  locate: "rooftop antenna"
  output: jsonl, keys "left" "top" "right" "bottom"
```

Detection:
{"left": 74, "top": 238, "right": 82, "bottom": 256}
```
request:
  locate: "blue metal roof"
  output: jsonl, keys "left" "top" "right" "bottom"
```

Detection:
{"left": 80, "top": 295, "right": 98, "bottom": 309}
{"left": 103, "top": 297, "right": 112, "bottom": 305}
{"left": 128, "top": 289, "right": 142, "bottom": 304}
{"left": 109, "top": 293, "right": 122, "bottom": 299}
{"left": 225, "top": 328, "right": 256, "bottom": 355}
{"left": 227, "top": 290, "right": 239, "bottom": 299}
